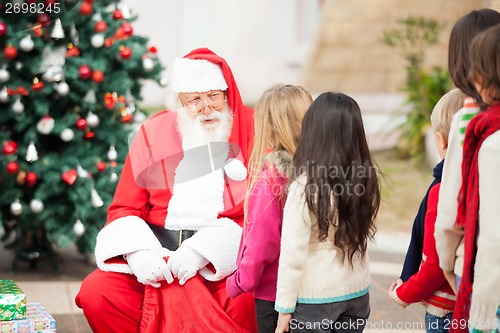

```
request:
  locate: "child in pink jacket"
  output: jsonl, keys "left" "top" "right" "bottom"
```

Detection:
{"left": 226, "top": 84, "right": 312, "bottom": 333}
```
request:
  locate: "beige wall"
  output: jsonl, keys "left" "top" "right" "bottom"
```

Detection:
{"left": 301, "top": 0, "right": 500, "bottom": 95}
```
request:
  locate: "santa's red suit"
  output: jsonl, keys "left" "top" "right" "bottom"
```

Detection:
{"left": 75, "top": 48, "right": 257, "bottom": 333}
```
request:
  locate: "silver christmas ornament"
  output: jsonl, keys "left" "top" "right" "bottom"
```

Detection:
{"left": 10, "top": 200, "right": 23, "bottom": 216}
{"left": 134, "top": 112, "right": 147, "bottom": 123}
{"left": 90, "top": 188, "right": 104, "bottom": 208}
{"left": 60, "top": 128, "right": 74, "bottom": 142}
{"left": 51, "top": 19, "right": 65, "bottom": 39}
{"left": 107, "top": 145, "right": 118, "bottom": 161}
{"left": 12, "top": 98, "right": 24, "bottom": 114}
{"left": 56, "top": 82, "right": 70, "bottom": 96}
{"left": 159, "top": 76, "right": 168, "bottom": 87}
{"left": 0, "top": 68, "right": 10, "bottom": 82}
{"left": 0, "top": 86, "right": 9, "bottom": 103}
{"left": 73, "top": 219, "right": 86, "bottom": 236}
{"left": 91, "top": 34, "right": 105, "bottom": 48}
{"left": 83, "top": 89, "right": 97, "bottom": 104}
{"left": 20, "top": 35, "right": 34, "bottom": 52}
{"left": 86, "top": 111, "right": 100, "bottom": 127}
{"left": 30, "top": 199, "right": 44, "bottom": 214}
{"left": 26, "top": 142, "right": 38, "bottom": 162}
{"left": 142, "top": 57, "right": 154, "bottom": 72}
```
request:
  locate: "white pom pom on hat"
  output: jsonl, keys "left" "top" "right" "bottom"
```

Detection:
{"left": 171, "top": 58, "right": 228, "bottom": 93}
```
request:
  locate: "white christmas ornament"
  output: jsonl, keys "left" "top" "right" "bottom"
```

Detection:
{"left": 60, "top": 128, "right": 74, "bottom": 142}
{"left": 30, "top": 199, "right": 44, "bottom": 214}
{"left": 110, "top": 172, "right": 118, "bottom": 182}
{"left": 26, "top": 142, "right": 39, "bottom": 162}
{"left": 20, "top": 35, "right": 34, "bottom": 52}
{"left": 73, "top": 219, "right": 86, "bottom": 236}
{"left": 0, "top": 86, "right": 9, "bottom": 103}
{"left": 51, "top": 19, "right": 65, "bottom": 39}
{"left": 14, "top": 62, "right": 23, "bottom": 70}
{"left": 12, "top": 98, "right": 24, "bottom": 114}
{"left": 77, "top": 165, "right": 90, "bottom": 178}
{"left": 134, "top": 111, "right": 147, "bottom": 123}
{"left": 83, "top": 89, "right": 97, "bottom": 104}
{"left": 10, "top": 200, "right": 23, "bottom": 216}
{"left": 56, "top": 81, "right": 70, "bottom": 96}
{"left": 91, "top": 34, "right": 104, "bottom": 48}
{"left": 90, "top": 188, "right": 104, "bottom": 208}
{"left": 159, "top": 76, "right": 168, "bottom": 87}
{"left": 86, "top": 111, "right": 100, "bottom": 127}
{"left": 142, "top": 57, "right": 154, "bottom": 72}
{"left": 0, "top": 68, "right": 10, "bottom": 82}
{"left": 36, "top": 115, "right": 55, "bottom": 134}
{"left": 107, "top": 145, "right": 117, "bottom": 161}
{"left": 117, "top": 3, "right": 132, "bottom": 19}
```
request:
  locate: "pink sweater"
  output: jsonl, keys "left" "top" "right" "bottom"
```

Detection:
{"left": 226, "top": 165, "right": 288, "bottom": 301}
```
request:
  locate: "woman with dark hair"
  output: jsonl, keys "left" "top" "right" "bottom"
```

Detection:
{"left": 275, "top": 92, "right": 381, "bottom": 333}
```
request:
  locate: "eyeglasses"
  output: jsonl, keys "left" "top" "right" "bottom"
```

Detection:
{"left": 180, "top": 90, "right": 226, "bottom": 113}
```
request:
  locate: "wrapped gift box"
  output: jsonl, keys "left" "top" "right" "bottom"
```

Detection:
{"left": 0, "top": 280, "right": 26, "bottom": 321}
{"left": 0, "top": 302, "right": 56, "bottom": 333}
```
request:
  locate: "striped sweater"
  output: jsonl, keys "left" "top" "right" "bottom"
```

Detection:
{"left": 392, "top": 182, "right": 456, "bottom": 317}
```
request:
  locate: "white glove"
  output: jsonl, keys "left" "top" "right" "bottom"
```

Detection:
{"left": 125, "top": 249, "right": 174, "bottom": 288}
{"left": 168, "top": 246, "right": 209, "bottom": 285}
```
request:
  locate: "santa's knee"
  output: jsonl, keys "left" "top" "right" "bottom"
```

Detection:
{"left": 75, "top": 269, "right": 109, "bottom": 315}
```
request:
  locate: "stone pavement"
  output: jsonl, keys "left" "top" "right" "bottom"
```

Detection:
{"left": 0, "top": 232, "right": 426, "bottom": 333}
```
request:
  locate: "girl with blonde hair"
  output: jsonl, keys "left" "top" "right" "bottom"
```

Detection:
{"left": 226, "top": 83, "right": 312, "bottom": 333}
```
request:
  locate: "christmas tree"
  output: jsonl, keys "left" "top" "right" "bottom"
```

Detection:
{"left": 0, "top": 0, "right": 165, "bottom": 269}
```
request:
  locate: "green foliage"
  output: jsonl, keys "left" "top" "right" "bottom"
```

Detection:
{"left": 0, "top": 0, "right": 165, "bottom": 256}
{"left": 382, "top": 17, "right": 451, "bottom": 159}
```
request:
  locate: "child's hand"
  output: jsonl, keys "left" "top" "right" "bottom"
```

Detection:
{"left": 388, "top": 279, "right": 408, "bottom": 308}
{"left": 275, "top": 313, "right": 292, "bottom": 333}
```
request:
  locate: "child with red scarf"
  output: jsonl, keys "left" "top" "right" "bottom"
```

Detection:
{"left": 452, "top": 24, "right": 500, "bottom": 333}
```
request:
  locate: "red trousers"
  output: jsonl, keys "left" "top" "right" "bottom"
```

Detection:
{"left": 75, "top": 269, "right": 257, "bottom": 333}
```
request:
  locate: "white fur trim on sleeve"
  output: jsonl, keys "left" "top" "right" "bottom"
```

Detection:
{"left": 95, "top": 216, "right": 163, "bottom": 273}
{"left": 182, "top": 217, "right": 242, "bottom": 281}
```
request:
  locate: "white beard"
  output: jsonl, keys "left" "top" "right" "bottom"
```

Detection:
{"left": 176, "top": 105, "right": 233, "bottom": 150}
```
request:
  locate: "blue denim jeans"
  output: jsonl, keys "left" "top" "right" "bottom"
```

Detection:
{"left": 425, "top": 312, "right": 453, "bottom": 333}
{"left": 290, "top": 293, "right": 370, "bottom": 333}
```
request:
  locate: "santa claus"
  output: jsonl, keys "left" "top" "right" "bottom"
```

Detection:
{"left": 75, "top": 48, "right": 257, "bottom": 333}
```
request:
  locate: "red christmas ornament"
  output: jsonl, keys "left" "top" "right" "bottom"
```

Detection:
{"left": 61, "top": 169, "right": 78, "bottom": 185}
{"left": 6, "top": 161, "right": 19, "bottom": 175}
{"left": 96, "top": 161, "right": 106, "bottom": 172}
{"left": 0, "top": 22, "right": 7, "bottom": 37}
{"left": 92, "top": 70, "right": 105, "bottom": 83}
{"left": 84, "top": 131, "right": 95, "bottom": 139}
{"left": 94, "top": 21, "right": 108, "bottom": 33}
{"left": 25, "top": 171, "right": 38, "bottom": 186}
{"left": 113, "top": 9, "right": 123, "bottom": 20}
{"left": 121, "top": 114, "right": 133, "bottom": 123}
{"left": 3, "top": 141, "right": 17, "bottom": 155}
{"left": 121, "top": 23, "right": 133, "bottom": 37}
{"left": 32, "top": 78, "right": 44, "bottom": 91}
{"left": 149, "top": 46, "right": 158, "bottom": 54}
{"left": 37, "top": 13, "right": 51, "bottom": 26}
{"left": 79, "top": 2, "right": 93, "bottom": 15}
{"left": 76, "top": 118, "right": 87, "bottom": 130}
{"left": 79, "top": 65, "right": 92, "bottom": 80}
{"left": 66, "top": 45, "right": 80, "bottom": 57}
{"left": 4, "top": 46, "right": 18, "bottom": 60}
{"left": 110, "top": 161, "right": 117, "bottom": 168}
{"left": 120, "top": 47, "right": 132, "bottom": 59}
